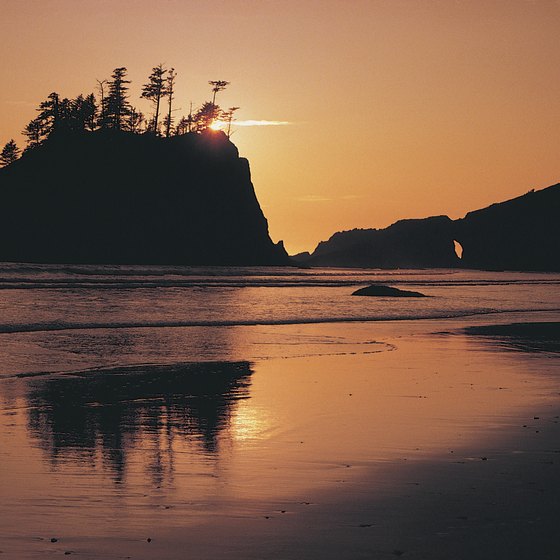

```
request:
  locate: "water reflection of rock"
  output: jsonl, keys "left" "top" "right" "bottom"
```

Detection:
{"left": 25, "top": 361, "right": 253, "bottom": 483}
{"left": 463, "top": 322, "right": 560, "bottom": 354}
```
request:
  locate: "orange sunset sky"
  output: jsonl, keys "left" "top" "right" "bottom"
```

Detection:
{"left": 1, "top": 0, "right": 559, "bottom": 254}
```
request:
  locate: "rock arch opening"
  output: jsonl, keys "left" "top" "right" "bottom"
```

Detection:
{"left": 453, "top": 240, "right": 463, "bottom": 259}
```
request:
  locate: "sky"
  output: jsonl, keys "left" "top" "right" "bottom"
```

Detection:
{"left": 1, "top": 0, "right": 559, "bottom": 254}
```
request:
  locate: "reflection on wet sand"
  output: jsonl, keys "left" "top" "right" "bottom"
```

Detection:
{"left": 25, "top": 361, "right": 253, "bottom": 483}
{"left": 463, "top": 321, "right": 560, "bottom": 354}
{"left": 1, "top": 319, "right": 559, "bottom": 560}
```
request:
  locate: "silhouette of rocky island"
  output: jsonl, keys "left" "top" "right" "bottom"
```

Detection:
{"left": 0, "top": 129, "right": 288, "bottom": 265}
{"left": 295, "top": 183, "right": 560, "bottom": 272}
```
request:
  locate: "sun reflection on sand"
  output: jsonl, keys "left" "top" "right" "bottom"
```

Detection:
{"left": 230, "top": 400, "right": 271, "bottom": 442}
{"left": 0, "top": 318, "right": 558, "bottom": 560}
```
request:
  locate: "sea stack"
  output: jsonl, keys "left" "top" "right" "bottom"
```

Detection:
{"left": 0, "top": 129, "right": 289, "bottom": 265}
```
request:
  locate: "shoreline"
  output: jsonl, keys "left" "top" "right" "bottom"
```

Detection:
{"left": 0, "top": 313, "right": 559, "bottom": 559}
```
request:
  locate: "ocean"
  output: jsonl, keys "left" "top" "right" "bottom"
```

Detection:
{"left": 0, "top": 264, "right": 559, "bottom": 559}
{"left": 0, "top": 263, "right": 558, "bottom": 377}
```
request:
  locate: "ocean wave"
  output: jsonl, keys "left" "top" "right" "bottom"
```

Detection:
{"left": 0, "top": 278, "right": 558, "bottom": 290}
{"left": 1, "top": 307, "right": 559, "bottom": 334}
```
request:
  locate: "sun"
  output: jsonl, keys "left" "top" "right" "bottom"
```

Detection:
{"left": 209, "top": 120, "right": 225, "bottom": 131}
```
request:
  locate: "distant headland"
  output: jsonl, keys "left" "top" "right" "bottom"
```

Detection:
{"left": 294, "top": 183, "right": 560, "bottom": 272}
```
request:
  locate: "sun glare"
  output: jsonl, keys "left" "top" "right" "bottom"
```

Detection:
{"left": 209, "top": 120, "right": 225, "bottom": 131}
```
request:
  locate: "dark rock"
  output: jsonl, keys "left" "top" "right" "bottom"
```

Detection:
{"left": 463, "top": 322, "right": 560, "bottom": 353}
{"left": 290, "top": 251, "right": 311, "bottom": 263}
{"left": 0, "top": 129, "right": 289, "bottom": 266}
{"left": 454, "top": 184, "right": 560, "bottom": 272}
{"left": 303, "top": 216, "right": 457, "bottom": 269}
{"left": 352, "top": 285, "right": 426, "bottom": 297}
{"left": 298, "top": 183, "right": 560, "bottom": 272}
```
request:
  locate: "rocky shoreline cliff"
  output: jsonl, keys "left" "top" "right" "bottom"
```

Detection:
{"left": 296, "top": 183, "right": 560, "bottom": 272}
{"left": 0, "top": 130, "right": 289, "bottom": 266}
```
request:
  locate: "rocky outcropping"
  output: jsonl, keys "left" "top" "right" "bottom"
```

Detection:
{"left": 0, "top": 129, "right": 289, "bottom": 265}
{"left": 302, "top": 216, "right": 458, "bottom": 269}
{"left": 454, "top": 184, "right": 560, "bottom": 271}
{"left": 297, "top": 183, "right": 560, "bottom": 272}
{"left": 352, "top": 285, "right": 426, "bottom": 297}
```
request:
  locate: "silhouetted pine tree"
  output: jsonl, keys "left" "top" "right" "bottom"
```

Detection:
{"left": 22, "top": 117, "right": 45, "bottom": 150}
{"left": 126, "top": 107, "right": 145, "bottom": 133}
{"left": 162, "top": 114, "right": 174, "bottom": 136}
{"left": 193, "top": 102, "right": 220, "bottom": 132}
{"left": 14, "top": 69, "right": 239, "bottom": 148}
{"left": 184, "top": 102, "right": 195, "bottom": 133}
{"left": 0, "top": 139, "right": 20, "bottom": 166}
{"left": 96, "top": 79, "right": 107, "bottom": 128}
{"left": 165, "top": 67, "right": 177, "bottom": 138}
{"left": 102, "top": 67, "right": 131, "bottom": 130}
{"left": 57, "top": 97, "right": 73, "bottom": 128}
{"left": 224, "top": 106, "right": 240, "bottom": 138}
{"left": 209, "top": 80, "right": 229, "bottom": 105}
{"left": 72, "top": 94, "right": 98, "bottom": 132}
{"left": 175, "top": 116, "right": 190, "bottom": 135}
{"left": 141, "top": 64, "right": 167, "bottom": 135}
{"left": 36, "top": 92, "right": 62, "bottom": 135}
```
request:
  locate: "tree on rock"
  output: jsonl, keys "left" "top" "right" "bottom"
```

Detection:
{"left": 223, "top": 106, "right": 240, "bottom": 138}
{"left": 22, "top": 117, "right": 45, "bottom": 150}
{"left": 142, "top": 64, "right": 167, "bottom": 135}
{"left": 0, "top": 140, "right": 21, "bottom": 166}
{"left": 96, "top": 79, "right": 107, "bottom": 127}
{"left": 73, "top": 94, "right": 98, "bottom": 132}
{"left": 209, "top": 80, "right": 229, "bottom": 105}
{"left": 175, "top": 115, "right": 190, "bottom": 135}
{"left": 164, "top": 67, "right": 177, "bottom": 137}
{"left": 37, "top": 92, "right": 62, "bottom": 134}
{"left": 103, "top": 67, "right": 131, "bottom": 130}
{"left": 193, "top": 102, "right": 220, "bottom": 132}
{"left": 126, "top": 107, "right": 145, "bottom": 133}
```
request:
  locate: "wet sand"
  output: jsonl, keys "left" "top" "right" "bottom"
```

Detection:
{"left": 0, "top": 314, "right": 559, "bottom": 559}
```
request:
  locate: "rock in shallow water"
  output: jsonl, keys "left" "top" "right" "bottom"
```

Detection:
{"left": 352, "top": 285, "right": 426, "bottom": 297}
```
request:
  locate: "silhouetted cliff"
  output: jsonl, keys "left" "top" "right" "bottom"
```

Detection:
{"left": 0, "top": 130, "right": 289, "bottom": 265}
{"left": 454, "top": 184, "right": 560, "bottom": 271}
{"left": 298, "top": 183, "right": 560, "bottom": 271}
{"left": 302, "top": 216, "right": 458, "bottom": 268}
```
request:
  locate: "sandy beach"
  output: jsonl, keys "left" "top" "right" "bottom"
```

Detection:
{"left": 1, "top": 311, "right": 558, "bottom": 559}
{"left": 2, "top": 0, "right": 559, "bottom": 556}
